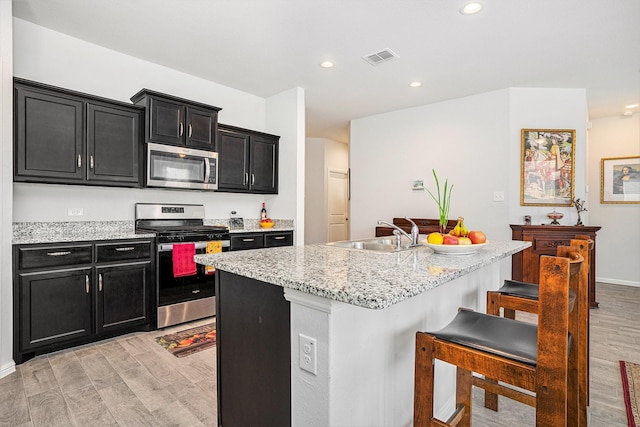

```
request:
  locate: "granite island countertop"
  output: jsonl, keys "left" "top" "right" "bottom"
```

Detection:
{"left": 195, "top": 240, "right": 530, "bottom": 310}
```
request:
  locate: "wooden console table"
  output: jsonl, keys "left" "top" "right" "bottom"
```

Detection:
{"left": 510, "top": 224, "right": 602, "bottom": 308}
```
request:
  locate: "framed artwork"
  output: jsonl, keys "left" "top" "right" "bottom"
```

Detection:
{"left": 520, "top": 129, "right": 575, "bottom": 206}
{"left": 600, "top": 156, "right": 640, "bottom": 204}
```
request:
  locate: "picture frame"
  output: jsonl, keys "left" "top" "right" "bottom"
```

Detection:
{"left": 600, "top": 156, "right": 640, "bottom": 204}
{"left": 520, "top": 129, "right": 576, "bottom": 206}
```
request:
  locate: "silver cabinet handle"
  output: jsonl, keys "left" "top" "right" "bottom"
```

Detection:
{"left": 115, "top": 247, "right": 135, "bottom": 252}
{"left": 274, "top": 236, "right": 285, "bottom": 240}
{"left": 242, "top": 238, "right": 255, "bottom": 242}
{"left": 85, "top": 275, "right": 90, "bottom": 294}
{"left": 77, "top": 155, "right": 82, "bottom": 168}
{"left": 244, "top": 173, "right": 248, "bottom": 185}
{"left": 251, "top": 174, "right": 255, "bottom": 185}
{"left": 90, "top": 155, "right": 94, "bottom": 169}
{"left": 99, "top": 273, "right": 103, "bottom": 292}
{"left": 192, "top": 289, "right": 200, "bottom": 294}
{"left": 47, "top": 251, "right": 71, "bottom": 256}
{"left": 179, "top": 122, "right": 184, "bottom": 136}
{"left": 188, "top": 123, "right": 193, "bottom": 138}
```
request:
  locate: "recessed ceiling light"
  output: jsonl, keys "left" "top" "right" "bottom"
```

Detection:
{"left": 409, "top": 81, "right": 422, "bottom": 88}
{"left": 625, "top": 103, "right": 639, "bottom": 109}
{"left": 320, "top": 61, "right": 334, "bottom": 68}
{"left": 460, "top": 1, "right": 483, "bottom": 15}
{"left": 623, "top": 111, "right": 634, "bottom": 116}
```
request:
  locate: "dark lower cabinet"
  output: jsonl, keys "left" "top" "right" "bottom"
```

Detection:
{"left": 230, "top": 230, "right": 294, "bottom": 251}
{"left": 18, "top": 267, "right": 93, "bottom": 351}
{"left": 97, "top": 261, "right": 150, "bottom": 332}
{"left": 216, "top": 271, "right": 291, "bottom": 427}
{"left": 13, "top": 239, "right": 154, "bottom": 364}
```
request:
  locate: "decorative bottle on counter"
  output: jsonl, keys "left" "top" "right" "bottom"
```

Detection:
{"left": 261, "top": 202, "right": 267, "bottom": 221}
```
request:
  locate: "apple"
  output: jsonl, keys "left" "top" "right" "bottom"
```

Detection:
{"left": 468, "top": 230, "right": 486, "bottom": 244}
{"left": 427, "top": 232, "right": 444, "bottom": 245}
{"left": 442, "top": 234, "right": 459, "bottom": 245}
{"left": 458, "top": 237, "right": 472, "bottom": 245}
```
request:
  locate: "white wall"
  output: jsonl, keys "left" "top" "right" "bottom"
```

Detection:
{"left": 350, "top": 89, "right": 512, "bottom": 242}
{"left": 11, "top": 18, "right": 299, "bottom": 223}
{"left": 0, "top": 0, "right": 15, "bottom": 378}
{"left": 587, "top": 115, "right": 640, "bottom": 286}
{"left": 304, "top": 138, "right": 349, "bottom": 244}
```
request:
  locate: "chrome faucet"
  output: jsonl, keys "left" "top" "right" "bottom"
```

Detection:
{"left": 377, "top": 217, "right": 420, "bottom": 246}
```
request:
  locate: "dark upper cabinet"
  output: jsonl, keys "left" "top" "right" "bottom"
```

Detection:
{"left": 13, "top": 78, "right": 143, "bottom": 187}
{"left": 218, "top": 124, "right": 279, "bottom": 194}
{"left": 14, "top": 85, "right": 85, "bottom": 181}
{"left": 131, "top": 89, "right": 221, "bottom": 150}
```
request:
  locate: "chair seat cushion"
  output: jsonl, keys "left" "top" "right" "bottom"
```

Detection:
{"left": 429, "top": 309, "right": 538, "bottom": 366}
{"left": 497, "top": 280, "right": 576, "bottom": 310}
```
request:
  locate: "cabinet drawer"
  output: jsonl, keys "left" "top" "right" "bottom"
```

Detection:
{"left": 532, "top": 237, "right": 571, "bottom": 253}
{"left": 230, "top": 234, "right": 264, "bottom": 251}
{"left": 96, "top": 241, "right": 152, "bottom": 262}
{"left": 265, "top": 232, "right": 293, "bottom": 248}
{"left": 18, "top": 245, "right": 93, "bottom": 270}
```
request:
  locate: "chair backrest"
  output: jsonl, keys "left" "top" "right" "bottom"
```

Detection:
{"left": 536, "top": 249, "right": 583, "bottom": 425}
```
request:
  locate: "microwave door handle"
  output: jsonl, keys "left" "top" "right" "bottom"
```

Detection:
{"left": 204, "top": 158, "right": 211, "bottom": 183}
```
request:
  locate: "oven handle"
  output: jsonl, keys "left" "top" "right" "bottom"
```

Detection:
{"left": 158, "top": 240, "right": 230, "bottom": 252}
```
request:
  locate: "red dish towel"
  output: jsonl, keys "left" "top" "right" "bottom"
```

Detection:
{"left": 172, "top": 243, "right": 197, "bottom": 278}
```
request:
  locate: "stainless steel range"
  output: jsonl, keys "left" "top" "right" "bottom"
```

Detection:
{"left": 135, "top": 203, "right": 230, "bottom": 328}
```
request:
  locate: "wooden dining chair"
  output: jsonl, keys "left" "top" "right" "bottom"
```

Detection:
{"left": 485, "top": 238, "right": 591, "bottom": 425}
{"left": 414, "top": 249, "right": 583, "bottom": 427}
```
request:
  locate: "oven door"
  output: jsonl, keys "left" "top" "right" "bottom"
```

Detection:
{"left": 157, "top": 241, "right": 228, "bottom": 307}
{"left": 147, "top": 142, "right": 218, "bottom": 190}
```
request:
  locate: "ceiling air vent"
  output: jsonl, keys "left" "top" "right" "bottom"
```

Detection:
{"left": 362, "top": 48, "right": 399, "bottom": 66}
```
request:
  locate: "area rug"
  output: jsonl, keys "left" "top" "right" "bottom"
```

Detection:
{"left": 155, "top": 322, "right": 216, "bottom": 358}
{"left": 620, "top": 360, "right": 640, "bottom": 427}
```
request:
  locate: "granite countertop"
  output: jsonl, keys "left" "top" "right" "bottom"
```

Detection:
{"left": 12, "top": 221, "right": 152, "bottom": 245}
{"left": 13, "top": 219, "right": 295, "bottom": 245}
{"left": 195, "top": 240, "right": 530, "bottom": 310}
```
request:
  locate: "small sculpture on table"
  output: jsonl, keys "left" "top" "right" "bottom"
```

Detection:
{"left": 547, "top": 209, "right": 564, "bottom": 225}
{"left": 572, "top": 198, "right": 587, "bottom": 226}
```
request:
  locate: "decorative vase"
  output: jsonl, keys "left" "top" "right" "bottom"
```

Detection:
{"left": 547, "top": 209, "right": 564, "bottom": 225}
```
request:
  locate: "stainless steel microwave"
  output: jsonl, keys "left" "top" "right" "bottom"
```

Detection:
{"left": 146, "top": 142, "right": 218, "bottom": 190}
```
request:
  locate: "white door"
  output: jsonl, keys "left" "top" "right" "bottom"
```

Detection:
{"left": 327, "top": 169, "right": 349, "bottom": 242}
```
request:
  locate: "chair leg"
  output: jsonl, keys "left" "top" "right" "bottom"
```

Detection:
{"left": 456, "top": 367, "right": 472, "bottom": 427}
{"left": 414, "top": 332, "right": 436, "bottom": 427}
{"left": 484, "top": 293, "right": 500, "bottom": 411}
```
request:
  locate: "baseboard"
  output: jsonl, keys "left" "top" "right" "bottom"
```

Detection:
{"left": 0, "top": 360, "right": 16, "bottom": 380}
{"left": 596, "top": 278, "right": 640, "bottom": 288}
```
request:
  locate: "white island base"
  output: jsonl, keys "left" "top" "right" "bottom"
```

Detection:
{"left": 284, "top": 263, "right": 501, "bottom": 426}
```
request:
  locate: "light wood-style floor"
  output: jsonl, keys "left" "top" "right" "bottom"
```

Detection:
{"left": 0, "top": 282, "right": 638, "bottom": 426}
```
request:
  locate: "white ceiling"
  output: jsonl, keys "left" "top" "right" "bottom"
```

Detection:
{"left": 12, "top": 0, "right": 640, "bottom": 142}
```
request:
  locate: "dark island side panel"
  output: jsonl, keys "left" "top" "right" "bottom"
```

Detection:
{"left": 215, "top": 270, "right": 291, "bottom": 427}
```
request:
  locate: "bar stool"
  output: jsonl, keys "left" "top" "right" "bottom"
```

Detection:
{"left": 414, "top": 249, "right": 583, "bottom": 427}
{"left": 485, "top": 238, "right": 590, "bottom": 425}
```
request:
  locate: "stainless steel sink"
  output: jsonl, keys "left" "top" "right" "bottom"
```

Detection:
{"left": 324, "top": 237, "right": 419, "bottom": 253}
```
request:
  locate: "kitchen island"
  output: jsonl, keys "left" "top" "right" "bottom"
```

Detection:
{"left": 195, "top": 240, "right": 530, "bottom": 426}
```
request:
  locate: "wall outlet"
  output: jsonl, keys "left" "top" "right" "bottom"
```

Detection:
{"left": 299, "top": 334, "right": 317, "bottom": 375}
{"left": 492, "top": 191, "right": 505, "bottom": 202}
{"left": 67, "top": 208, "right": 84, "bottom": 216}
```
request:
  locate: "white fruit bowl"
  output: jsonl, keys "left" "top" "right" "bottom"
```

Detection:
{"left": 424, "top": 242, "right": 487, "bottom": 255}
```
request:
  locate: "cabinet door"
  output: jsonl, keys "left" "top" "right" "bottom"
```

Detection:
{"left": 250, "top": 135, "right": 278, "bottom": 193}
{"left": 218, "top": 128, "right": 250, "bottom": 191}
{"left": 87, "top": 103, "right": 141, "bottom": 185}
{"left": 186, "top": 106, "right": 217, "bottom": 149}
{"left": 18, "top": 267, "right": 93, "bottom": 351}
{"left": 14, "top": 86, "right": 84, "bottom": 181}
{"left": 97, "top": 261, "right": 150, "bottom": 333}
{"left": 149, "top": 97, "right": 185, "bottom": 145}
